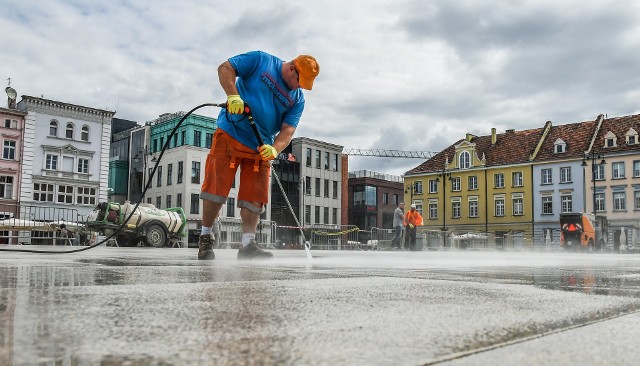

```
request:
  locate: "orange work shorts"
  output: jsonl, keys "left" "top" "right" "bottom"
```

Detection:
{"left": 201, "top": 129, "right": 271, "bottom": 204}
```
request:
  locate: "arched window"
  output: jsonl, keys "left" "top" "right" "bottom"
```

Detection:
{"left": 49, "top": 120, "right": 58, "bottom": 136}
{"left": 66, "top": 123, "right": 74, "bottom": 139}
{"left": 459, "top": 151, "right": 471, "bottom": 169}
{"left": 81, "top": 125, "right": 90, "bottom": 141}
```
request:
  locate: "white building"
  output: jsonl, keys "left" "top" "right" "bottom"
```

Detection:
{"left": 17, "top": 96, "right": 114, "bottom": 221}
{"left": 291, "top": 137, "right": 343, "bottom": 226}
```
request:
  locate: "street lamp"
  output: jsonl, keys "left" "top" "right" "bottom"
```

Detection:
{"left": 436, "top": 168, "right": 452, "bottom": 247}
{"left": 581, "top": 152, "right": 606, "bottom": 216}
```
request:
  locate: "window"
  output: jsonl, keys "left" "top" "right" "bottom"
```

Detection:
{"left": 191, "top": 161, "right": 200, "bottom": 184}
{"left": 4, "top": 119, "right": 16, "bottom": 128}
{"left": 306, "top": 148, "right": 312, "bottom": 166}
{"left": 452, "top": 200, "right": 461, "bottom": 218}
{"left": 324, "top": 179, "right": 329, "bottom": 197}
{"left": 612, "top": 162, "right": 625, "bottom": 179}
{"left": 77, "top": 158, "right": 89, "bottom": 174}
{"left": 305, "top": 176, "right": 311, "bottom": 195}
{"left": 429, "top": 201, "right": 438, "bottom": 219}
{"left": 393, "top": 194, "right": 398, "bottom": 205}
{"left": 65, "top": 123, "right": 74, "bottom": 139}
{"left": 626, "top": 129, "right": 638, "bottom": 145}
{"left": 383, "top": 192, "right": 389, "bottom": 204}
{"left": 332, "top": 153, "right": 338, "bottom": 171}
{"left": 560, "top": 167, "right": 571, "bottom": 183}
{"left": 49, "top": 121, "right": 58, "bottom": 136}
{"left": 613, "top": 192, "right": 626, "bottom": 211}
{"left": 560, "top": 194, "right": 572, "bottom": 213}
{"left": 34, "top": 183, "right": 54, "bottom": 202}
{"left": 554, "top": 139, "right": 566, "bottom": 153}
{"left": 513, "top": 195, "right": 523, "bottom": 216}
{"left": 324, "top": 152, "right": 329, "bottom": 170}
{"left": 156, "top": 196, "right": 162, "bottom": 209}
{"left": 166, "top": 195, "right": 172, "bottom": 208}
{"left": 468, "top": 176, "right": 478, "bottom": 190}
{"left": 595, "top": 192, "right": 605, "bottom": 212}
{"left": 178, "top": 161, "right": 184, "bottom": 183}
{"left": 177, "top": 193, "right": 183, "bottom": 208}
{"left": 494, "top": 197, "right": 505, "bottom": 216}
{"left": 167, "top": 163, "right": 173, "bottom": 185}
{"left": 194, "top": 130, "right": 201, "bottom": 147}
{"left": 77, "top": 187, "right": 96, "bottom": 205}
{"left": 459, "top": 151, "right": 470, "bottom": 169}
{"left": 156, "top": 166, "right": 163, "bottom": 187}
{"left": 468, "top": 198, "right": 478, "bottom": 218}
{"left": 315, "top": 150, "right": 321, "bottom": 168}
{"left": 57, "top": 185, "right": 74, "bottom": 204}
{"left": 605, "top": 132, "right": 617, "bottom": 148}
{"left": 595, "top": 164, "right": 605, "bottom": 180}
{"left": 205, "top": 133, "right": 212, "bottom": 148}
{"left": 541, "top": 169, "right": 552, "bottom": 184}
{"left": 190, "top": 194, "right": 200, "bottom": 214}
{"left": 173, "top": 134, "right": 178, "bottom": 147}
{"left": 314, "top": 206, "right": 320, "bottom": 224}
{"left": 324, "top": 207, "right": 329, "bottom": 224}
{"left": 46, "top": 154, "right": 58, "bottom": 170}
{"left": 634, "top": 161, "right": 640, "bottom": 177}
{"left": 3, "top": 140, "right": 16, "bottom": 160}
{"left": 333, "top": 181, "right": 338, "bottom": 199}
{"left": 429, "top": 180, "right": 438, "bottom": 193}
{"left": 542, "top": 196, "right": 553, "bottom": 214}
{"left": 635, "top": 191, "right": 640, "bottom": 210}
{"left": 414, "top": 201, "right": 423, "bottom": 216}
{"left": 0, "top": 176, "right": 13, "bottom": 198}
{"left": 81, "top": 125, "right": 89, "bottom": 141}
{"left": 315, "top": 178, "right": 321, "bottom": 197}
{"left": 305, "top": 205, "right": 311, "bottom": 224}
{"left": 227, "top": 197, "right": 235, "bottom": 217}
{"left": 414, "top": 181, "right": 423, "bottom": 194}
{"left": 512, "top": 172, "right": 523, "bottom": 187}
{"left": 332, "top": 208, "right": 337, "bottom": 224}
{"left": 494, "top": 173, "right": 504, "bottom": 188}
{"left": 451, "top": 177, "right": 461, "bottom": 191}
{"left": 181, "top": 131, "right": 186, "bottom": 146}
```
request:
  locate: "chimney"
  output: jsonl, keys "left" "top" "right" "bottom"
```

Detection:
{"left": 491, "top": 128, "right": 497, "bottom": 145}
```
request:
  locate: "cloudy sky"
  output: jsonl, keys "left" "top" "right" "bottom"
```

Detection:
{"left": 2, "top": 0, "right": 640, "bottom": 175}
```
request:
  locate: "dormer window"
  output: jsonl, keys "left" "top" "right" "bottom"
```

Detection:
{"left": 459, "top": 151, "right": 471, "bottom": 169}
{"left": 626, "top": 128, "right": 638, "bottom": 145}
{"left": 554, "top": 138, "right": 566, "bottom": 154}
{"left": 604, "top": 131, "right": 617, "bottom": 148}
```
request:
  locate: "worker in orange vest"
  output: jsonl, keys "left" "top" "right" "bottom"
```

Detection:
{"left": 404, "top": 203, "right": 423, "bottom": 251}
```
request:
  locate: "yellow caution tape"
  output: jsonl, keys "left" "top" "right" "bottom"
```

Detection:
{"left": 311, "top": 227, "right": 361, "bottom": 236}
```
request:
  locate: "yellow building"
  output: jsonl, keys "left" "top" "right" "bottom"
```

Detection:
{"left": 405, "top": 127, "right": 545, "bottom": 246}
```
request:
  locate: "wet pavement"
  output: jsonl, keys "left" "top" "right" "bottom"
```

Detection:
{"left": 1, "top": 246, "right": 640, "bottom": 365}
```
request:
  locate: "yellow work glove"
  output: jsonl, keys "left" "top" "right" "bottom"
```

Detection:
{"left": 409, "top": 223, "right": 415, "bottom": 229}
{"left": 259, "top": 144, "right": 277, "bottom": 161}
{"left": 226, "top": 95, "right": 244, "bottom": 114}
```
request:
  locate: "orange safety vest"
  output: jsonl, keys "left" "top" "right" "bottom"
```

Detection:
{"left": 404, "top": 210, "right": 423, "bottom": 227}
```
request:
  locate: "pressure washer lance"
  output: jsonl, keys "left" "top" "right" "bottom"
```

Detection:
{"left": 215, "top": 101, "right": 310, "bottom": 250}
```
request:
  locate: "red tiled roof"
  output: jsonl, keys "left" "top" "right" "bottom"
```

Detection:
{"left": 594, "top": 114, "right": 640, "bottom": 155}
{"left": 535, "top": 119, "right": 597, "bottom": 161}
{"left": 405, "top": 127, "right": 545, "bottom": 175}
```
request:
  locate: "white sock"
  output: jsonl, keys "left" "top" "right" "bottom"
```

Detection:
{"left": 200, "top": 227, "right": 211, "bottom": 236}
{"left": 241, "top": 233, "right": 255, "bottom": 247}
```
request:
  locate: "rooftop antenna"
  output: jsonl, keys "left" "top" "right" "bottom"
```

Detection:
{"left": 5, "top": 78, "right": 17, "bottom": 109}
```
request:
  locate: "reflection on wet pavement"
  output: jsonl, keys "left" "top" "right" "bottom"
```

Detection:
{"left": 1, "top": 248, "right": 640, "bottom": 365}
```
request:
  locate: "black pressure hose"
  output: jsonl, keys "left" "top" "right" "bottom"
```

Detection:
{"left": 0, "top": 103, "right": 221, "bottom": 254}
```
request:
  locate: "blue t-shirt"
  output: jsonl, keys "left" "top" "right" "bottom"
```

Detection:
{"left": 217, "top": 51, "right": 305, "bottom": 150}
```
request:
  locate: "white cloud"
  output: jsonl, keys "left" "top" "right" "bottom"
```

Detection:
{"left": 2, "top": 0, "right": 640, "bottom": 176}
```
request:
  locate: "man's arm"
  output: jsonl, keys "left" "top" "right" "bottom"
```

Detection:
{"left": 218, "top": 61, "right": 239, "bottom": 96}
{"left": 272, "top": 124, "right": 296, "bottom": 153}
